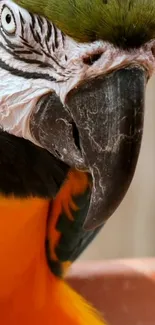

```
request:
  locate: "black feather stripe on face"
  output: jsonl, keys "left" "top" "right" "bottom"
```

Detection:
{"left": 0, "top": 3, "right": 67, "bottom": 82}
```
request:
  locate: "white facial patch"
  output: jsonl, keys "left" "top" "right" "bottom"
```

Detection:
{"left": 0, "top": 71, "right": 53, "bottom": 144}
{"left": 0, "top": 0, "right": 155, "bottom": 147}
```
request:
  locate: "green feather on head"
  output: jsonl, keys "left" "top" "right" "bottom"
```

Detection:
{"left": 13, "top": 0, "right": 155, "bottom": 48}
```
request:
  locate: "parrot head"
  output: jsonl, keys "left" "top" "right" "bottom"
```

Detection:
{"left": 0, "top": 0, "right": 155, "bottom": 229}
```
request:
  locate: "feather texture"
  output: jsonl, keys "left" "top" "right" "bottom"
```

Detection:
{"left": 0, "top": 195, "right": 106, "bottom": 324}
{"left": 13, "top": 0, "right": 155, "bottom": 47}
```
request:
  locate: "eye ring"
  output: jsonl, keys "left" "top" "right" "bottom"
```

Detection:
{"left": 0, "top": 6, "right": 16, "bottom": 35}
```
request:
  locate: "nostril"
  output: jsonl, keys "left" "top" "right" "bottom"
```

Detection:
{"left": 83, "top": 52, "right": 102, "bottom": 66}
{"left": 71, "top": 121, "right": 81, "bottom": 152}
{"left": 54, "top": 149, "right": 62, "bottom": 158}
{"left": 151, "top": 45, "right": 155, "bottom": 58}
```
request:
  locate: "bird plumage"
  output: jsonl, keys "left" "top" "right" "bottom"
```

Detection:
{"left": 0, "top": 0, "right": 155, "bottom": 324}
{"left": 14, "top": 0, "right": 155, "bottom": 47}
{"left": 0, "top": 194, "right": 105, "bottom": 325}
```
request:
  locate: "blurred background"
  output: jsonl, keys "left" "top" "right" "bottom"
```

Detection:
{"left": 80, "top": 75, "right": 155, "bottom": 261}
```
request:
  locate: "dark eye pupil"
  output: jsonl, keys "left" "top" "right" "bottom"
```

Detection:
{"left": 6, "top": 14, "right": 11, "bottom": 24}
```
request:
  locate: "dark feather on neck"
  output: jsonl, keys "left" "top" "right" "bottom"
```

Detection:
{"left": 0, "top": 130, "right": 69, "bottom": 198}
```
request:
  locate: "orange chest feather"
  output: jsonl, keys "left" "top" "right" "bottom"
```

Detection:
{"left": 0, "top": 197, "right": 50, "bottom": 295}
{"left": 0, "top": 171, "right": 106, "bottom": 325}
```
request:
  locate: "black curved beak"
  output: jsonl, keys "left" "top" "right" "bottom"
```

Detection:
{"left": 66, "top": 66, "right": 146, "bottom": 229}
{"left": 30, "top": 66, "right": 147, "bottom": 230}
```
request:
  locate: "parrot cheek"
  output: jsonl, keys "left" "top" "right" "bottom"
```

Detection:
{"left": 30, "top": 65, "right": 147, "bottom": 230}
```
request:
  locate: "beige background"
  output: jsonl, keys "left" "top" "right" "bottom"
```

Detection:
{"left": 81, "top": 76, "right": 155, "bottom": 261}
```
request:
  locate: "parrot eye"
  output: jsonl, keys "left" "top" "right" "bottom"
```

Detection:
{"left": 1, "top": 6, "right": 16, "bottom": 35}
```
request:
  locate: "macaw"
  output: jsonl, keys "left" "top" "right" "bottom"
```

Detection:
{"left": 0, "top": 0, "right": 155, "bottom": 324}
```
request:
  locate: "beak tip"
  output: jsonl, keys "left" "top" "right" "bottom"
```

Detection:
{"left": 83, "top": 218, "right": 104, "bottom": 231}
{"left": 30, "top": 66, "right": 146, "bottom": 232}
